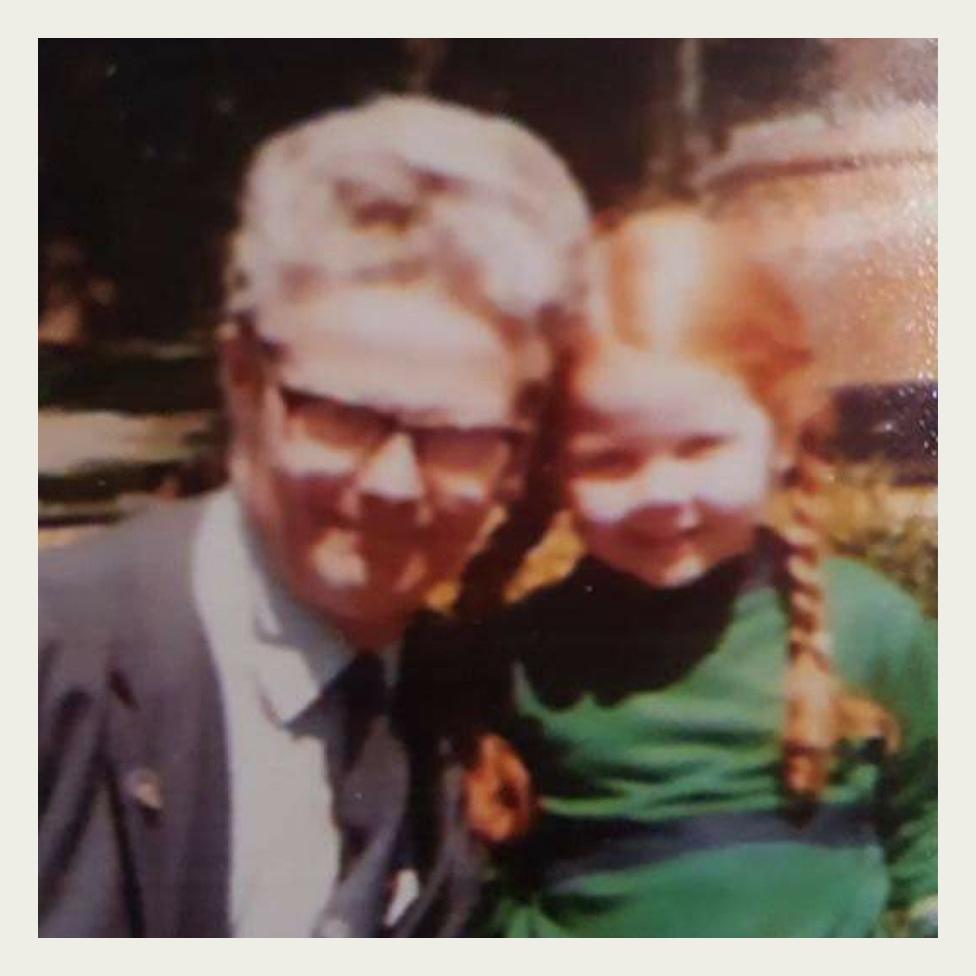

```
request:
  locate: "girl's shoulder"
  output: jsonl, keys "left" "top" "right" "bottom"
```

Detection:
{"left": 822, "top": 556, "right": 935, "bottom": 700}
{"left": 824, "top": 556, "right": 931, "bottom": 636}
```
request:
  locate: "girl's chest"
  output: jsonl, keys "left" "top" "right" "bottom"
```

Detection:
{"left": 508, "top": 621, "right": 885, "bottom": 814}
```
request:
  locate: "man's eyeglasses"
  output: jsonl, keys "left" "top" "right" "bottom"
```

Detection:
{"left": 235, "top": 315, "right": 530, "bottom": 467}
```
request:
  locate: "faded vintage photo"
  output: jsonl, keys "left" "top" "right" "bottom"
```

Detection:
{"left": 38, "top": 39, "right": 936, "bottom": 937}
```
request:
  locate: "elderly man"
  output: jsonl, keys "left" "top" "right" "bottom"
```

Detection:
{"left": 39, "top": 96, "right": 590, "bottom": 937}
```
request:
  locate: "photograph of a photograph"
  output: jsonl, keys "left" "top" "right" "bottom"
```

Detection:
{"left": 38, "top": 38, "right": 937, "bottom": 938}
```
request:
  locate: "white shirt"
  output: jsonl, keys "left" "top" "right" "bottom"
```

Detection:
{"left": 191, "top": 487, "right": 397, "bottom": 936}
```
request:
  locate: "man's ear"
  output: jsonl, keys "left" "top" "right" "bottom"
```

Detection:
{"left": 216, "top": 320, "right": 262, "bottom": 405}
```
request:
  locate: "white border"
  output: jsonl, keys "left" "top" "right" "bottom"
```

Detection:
{"left": 10, "top": 13, "right": 970, "bottom": 974}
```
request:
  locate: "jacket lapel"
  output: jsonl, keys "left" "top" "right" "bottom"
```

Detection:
{"left": 107, "top": 500, "right": 232, "bottom": 937}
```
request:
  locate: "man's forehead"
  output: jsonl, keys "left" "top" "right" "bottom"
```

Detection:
{"left": 256, "top": 281, "right": 543, "bottom": 427}
{"left": 259, "top": 280, "right": 500, "bottom": 343}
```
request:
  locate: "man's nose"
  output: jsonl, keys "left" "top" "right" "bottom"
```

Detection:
{"left": 356, "top": 431, "right": 425, "bottom": 504}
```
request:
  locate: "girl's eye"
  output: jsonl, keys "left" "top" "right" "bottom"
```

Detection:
{"left": 674, "top": 435, "right": 727, "bottom": 460}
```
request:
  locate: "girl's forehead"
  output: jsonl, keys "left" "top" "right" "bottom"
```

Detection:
{"left": 570, "top": 348, "right": 761, "bottom": 434}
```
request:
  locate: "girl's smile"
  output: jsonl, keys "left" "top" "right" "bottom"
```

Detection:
{"left": 564, "top": 346, "right": 777, "bottom": 589}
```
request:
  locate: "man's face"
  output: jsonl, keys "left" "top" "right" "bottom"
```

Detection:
{"left": 564, "top": 341, "right": 776, "bottom": 589}
{"left": 228, "top": 280, "right": 541, "bottom": 645}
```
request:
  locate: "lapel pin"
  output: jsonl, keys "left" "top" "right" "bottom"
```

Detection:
{"left": 125, "top": 767, "right": 164, "bottom": 814}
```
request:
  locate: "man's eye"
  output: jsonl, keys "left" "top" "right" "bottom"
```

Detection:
{"left": 573, "top": 449, "right": 643, "bottom": 478}
{"left": 417, "top": 428, "right": 514, "bottom": 470}
{"left": 279, "top": 387, "right": 390, "bottom": 445}
{"left": 674, "top": 435, "right": 726, "bottom": 460}
{"left": 279, "top": 387, "right": 321, "bottom": 415}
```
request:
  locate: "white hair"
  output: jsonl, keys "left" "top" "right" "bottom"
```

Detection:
{"left": 227, "top": 95, "right": 590, "bottom": 329}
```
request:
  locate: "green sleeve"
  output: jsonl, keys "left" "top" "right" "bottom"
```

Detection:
{"left": 880, "top": 613, "right": 937, "bottom": 934}
{"left": 830, "top": 560, "right": 937, "bottom": 935}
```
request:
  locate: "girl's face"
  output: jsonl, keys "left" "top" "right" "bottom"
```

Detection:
{"left": 564, "top": 340, "right": 777, "bottom": 589}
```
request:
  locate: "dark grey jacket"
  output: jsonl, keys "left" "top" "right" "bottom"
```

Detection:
{"left": 40, "top": 500, "right": 231, "bottom": 936}
{"left": 39, "top": 498, "right": 479, "bottom": 937}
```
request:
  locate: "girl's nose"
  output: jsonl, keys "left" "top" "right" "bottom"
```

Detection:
{"left": 633, "top": 455, "right": 691, "bottom": 509}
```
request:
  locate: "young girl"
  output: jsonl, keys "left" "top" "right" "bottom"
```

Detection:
{"left": 452, "top": 208, "right": 936, "bottom": 937}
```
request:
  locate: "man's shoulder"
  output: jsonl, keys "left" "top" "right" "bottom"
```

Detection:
{"left": 40, "top": 495, "right": 214, "bottom": 693}
{"left": 41, "top": 496, "right": 209, "bottom": 602}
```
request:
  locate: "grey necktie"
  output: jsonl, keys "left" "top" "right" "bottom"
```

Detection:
{"left": 315, "top": 653, "right": 409, "bottom": 937}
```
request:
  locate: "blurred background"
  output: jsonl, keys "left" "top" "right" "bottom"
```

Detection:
{"left": 38, "top": 38, "right": 937, "bottom": 613}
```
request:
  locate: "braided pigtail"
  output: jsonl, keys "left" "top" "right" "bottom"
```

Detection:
{"left": 781, "top": 416, "right": 842, "bottom": 800}
{"left": 780, "top": 412, "right": 901, "bottom": 802}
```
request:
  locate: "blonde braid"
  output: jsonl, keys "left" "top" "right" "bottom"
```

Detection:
{"left": 781, "top": 414, "right": 901, "bottom": 801}
{"left": 781, "top": 419, "right": 842, "bottom": 800}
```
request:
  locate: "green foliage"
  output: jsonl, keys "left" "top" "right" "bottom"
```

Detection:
{"left": 824, "top": 460, "right": 937, "bottom": 618}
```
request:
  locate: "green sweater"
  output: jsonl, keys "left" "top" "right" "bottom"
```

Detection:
{"left": 466, "top": 544, "right": 936, "bottom": 938}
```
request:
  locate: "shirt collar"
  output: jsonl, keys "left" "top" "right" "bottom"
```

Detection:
{"left": 229, "top": 490, "right": 399, "bottom": 726}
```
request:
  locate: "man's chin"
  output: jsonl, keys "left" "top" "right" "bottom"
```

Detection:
{"left": 304, "top": 556, "right": 440, "bottom": 623}
{"left": 309, "top": 573, "right": 421, "bottom": 616}
{"left": 297, "top": 579, "right": 420, "bottom": 647}
{"left": 293, "top": 536, "right": 471, "bottom": 640}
